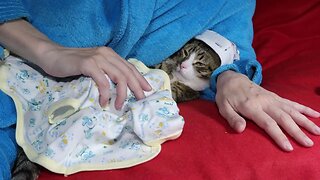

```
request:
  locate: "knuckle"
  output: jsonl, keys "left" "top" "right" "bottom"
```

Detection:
{"left": 261, "top": 120, "right": 277, "bottom": 131}
{"left": 291, "top": 128, "right": 303, "bottom": 137}
{"left": 125, "top": 66, "right": 135, "bottom": 75}
{"left": 240, "top": 97, "right": 256, "bottom": 109}
{"left": 229, "top": 114, "right": 239, "bottom": 123}
{"left": 293, "top": 103, "right": 304, "bottom": 111}
{"left": 80, "top": 58, "right": 96, "bottom": 70}
{"left": 127, "top": 63, "right": 139, "bottom": 73}
{"left": 218, "top": 106, "right": 228, "bottom": 116}
{"left": 217, "top": 101, "right": 229, "bottom": 114}
{"left": 125, "top": 62, "right": 134, "bottom": 68}
{"left": 277, "top": 112, "right": 288, "bottom": 124}
{"left": 98, "top": 79, "right": 109, "bottom": 89}
{"left": 114, "top": 75, "right": 126, "bottom": 84}
{"left": 286, "top": 107, "right": 295, "bottom": 115}
{"left": 298, "top": 120, "right": 308, "bottom": 127}
{"left": 124, "top": 69, "right": 139, "bottom": 82}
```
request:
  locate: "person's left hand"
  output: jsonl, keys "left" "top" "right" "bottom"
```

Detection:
{"left": 215, "top": 70, "right": 320, "bottom": 151}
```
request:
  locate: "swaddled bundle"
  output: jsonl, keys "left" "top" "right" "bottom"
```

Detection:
{"left": 0, "top": 56, "right": 184, "bottom": 175}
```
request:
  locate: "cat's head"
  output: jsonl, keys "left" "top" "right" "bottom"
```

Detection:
{"left": 171, "top": 39, "right": 221, "bottom": 91}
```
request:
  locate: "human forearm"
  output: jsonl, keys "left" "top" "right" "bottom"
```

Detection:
{"left": 0, "top": 19, "right": 59, "bottom": 69}
{"left": 0, "top": 19, "right": 151, "bottom": 109}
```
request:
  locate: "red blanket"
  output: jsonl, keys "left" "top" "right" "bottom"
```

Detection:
{"left": 39, "top": 0, "right": 320, "bottom": 179}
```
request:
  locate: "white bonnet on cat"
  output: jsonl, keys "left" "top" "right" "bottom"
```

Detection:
{"left": 195, "top": 30, "right": 240, "bottom": 66}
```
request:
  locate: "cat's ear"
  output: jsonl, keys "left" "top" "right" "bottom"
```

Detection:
{"left": 171, "top": 81, "right": 200, "bottom": 103}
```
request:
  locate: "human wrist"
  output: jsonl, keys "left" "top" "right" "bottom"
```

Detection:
{"left": 32, "top": 39, "right": 61, "bottom": 70}
{"left": 0, "top": 19, "right": 60, "bottom": 70}
{"left": 217, "top": 70, "right": 247, "bottom": 88}
{"left": 217, "top": 70, "right": 236, "bottom": 82}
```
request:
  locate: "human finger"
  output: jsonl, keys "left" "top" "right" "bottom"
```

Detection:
{"left": 216, "top": 100, "right": 246, "bottom": 133}
{"left": 105, "top": 48, "right": 151, "bottom": 92}
{"left": 125, "top": 61, "right": 152, "bottom": 92}
{"left": 113, "top": 62, "right": 145, "bottom": 101}
{"left": 282, "top": 99, "right": 320, "bottom": 118}
{"left": 114, "top": 79, "right": 127, "bottom": 110}
{"left": 98, "top": 60, "right": 128, "bottom": 110}
{"left": 280, "top": 103, "right": 320, "bottom": 135}
{"left": 99, "top": 51, "right": 147, "bottom": 100}
{"left": 79, "top": 59, "right": 110, "bottom": 108}
{"left": 123, "top": 68, "right": 146, "bottom": 100}
{"left": 250, "top": 111, "right": 293, "bottom": 151}
{"left": 267, "top": 106, "right": 314, "bottom": 147}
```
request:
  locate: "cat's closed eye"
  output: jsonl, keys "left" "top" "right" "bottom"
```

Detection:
{"left": 155, "top": 39, "right": 221, "bottom": 103}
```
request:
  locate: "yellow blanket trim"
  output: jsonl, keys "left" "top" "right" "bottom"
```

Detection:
{"left": 0, "top": 57, "right": 179, "bottom": 175}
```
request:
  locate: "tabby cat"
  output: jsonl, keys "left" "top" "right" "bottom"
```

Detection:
{"left": 154, "top": 39, "right": 221, "bottom": 102}
{"left": 11, "top": 147, "right": 40, "bottom": 180}
{"left": 10, "top": 38, "right": 220, "bottom": 179}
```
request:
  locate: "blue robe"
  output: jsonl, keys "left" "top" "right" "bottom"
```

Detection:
{"left": 0, "top": 0, "right": 262, "bottom": 178}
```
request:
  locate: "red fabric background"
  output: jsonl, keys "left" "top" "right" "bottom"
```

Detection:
{"left": 39, "top": 0, "right": 320, "bottom": 179}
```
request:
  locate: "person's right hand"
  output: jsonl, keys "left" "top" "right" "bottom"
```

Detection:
{"left": 40, "top": 46, "right": 152, "bottom": 110}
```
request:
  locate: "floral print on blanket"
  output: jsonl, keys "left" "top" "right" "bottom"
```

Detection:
{"left": 0, "top": 56, "right": 184, "bottom": 175}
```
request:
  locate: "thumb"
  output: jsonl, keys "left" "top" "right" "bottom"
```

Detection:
{"left": 217, "top": 101, "right": 246, "bottom": 133}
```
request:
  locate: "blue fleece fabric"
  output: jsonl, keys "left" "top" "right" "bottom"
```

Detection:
{"left": 0, "top": 0, "right": 262, "bottom": 178}
{"left": 0, "top": 127, "right": 17, "bottom": 180}
{"left": 0, "top": 91, "right": 17, "bottom": 180}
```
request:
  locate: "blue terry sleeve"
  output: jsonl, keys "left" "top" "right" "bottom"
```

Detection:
{"left": 0, "top": 1, "right": 28, "bottom": 177}
{"left": 0, "top": 127, "right": 18, "bottom": 180}
{"left": 201, "top": 0, "right": 262, "bottom": 100}
{"left": 0, "top": 47, "right": 4, "bottom": 60}
{"left": 0, "top": 0, "right": 30, "bottom": 24}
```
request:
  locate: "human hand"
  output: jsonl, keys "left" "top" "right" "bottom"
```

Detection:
{"left": 215, "top": 70, "right": 320, "bottom": 151}
{"left": 0, "top": 20, "right": 151, "bottom": 110}
{"left": 39, "top": 46, "right": 152, "bottom": 110}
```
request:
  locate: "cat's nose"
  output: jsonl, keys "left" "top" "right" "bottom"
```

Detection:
{"left": 180, "top": 63, "right": 188, "bottom": 69}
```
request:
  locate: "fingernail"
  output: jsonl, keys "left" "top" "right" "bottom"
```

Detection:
{"left": 284, "top": 142, "right": 293, "bottom": 151}
{"left": 305, "top": 138, "right": 314, "bottom": 146}
{"left": 101, "top": 102, "right": 108, "bottom": 109}
{"left": 234, "top": 121, "right": 245, "bottom": 133}
{"left": 116, "top": 103, "right": 123, "bottom": 111}
{"left": 315, "top": 127, "right": 320, "bottom": 135}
